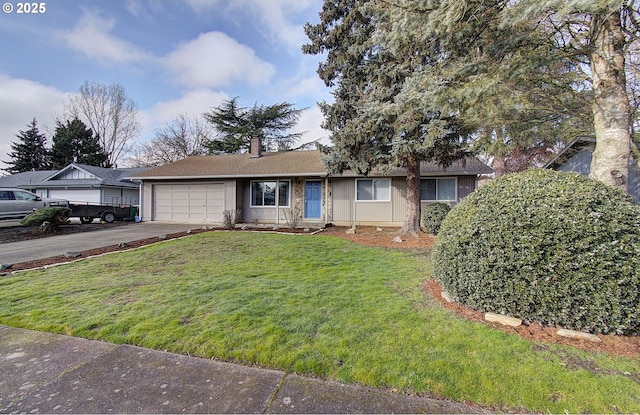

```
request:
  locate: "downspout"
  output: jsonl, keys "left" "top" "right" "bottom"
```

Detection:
{"left": 138, "top": 181, "right": 143, "bottom": 221}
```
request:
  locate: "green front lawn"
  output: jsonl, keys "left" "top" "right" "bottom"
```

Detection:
{"left": 1, "top": 232, "right": 638, "bottom": 413}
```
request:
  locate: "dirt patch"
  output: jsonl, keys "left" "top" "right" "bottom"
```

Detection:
{"left": 319, "top": 225, "right": 435, "bottom": 249}
{"left": 2, "top": 223, "right": 638, "bottom": 360}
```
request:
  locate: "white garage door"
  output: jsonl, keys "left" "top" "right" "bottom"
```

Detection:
{"left": 153, "top": 183, "right": 224, "bottom": 223}
{"left": 48, "top": 189, "right": 101, "bottom": 204}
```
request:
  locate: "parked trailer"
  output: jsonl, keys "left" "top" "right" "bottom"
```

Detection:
{"left": 69, "top": 203, "right": 136, "bottom": 224}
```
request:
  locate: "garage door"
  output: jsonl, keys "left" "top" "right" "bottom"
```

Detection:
{"left": 153, "top": 183, "right": 224, "bottom": 223}
{"left": 48, "top": 189, "right": 101, "bottom": 204}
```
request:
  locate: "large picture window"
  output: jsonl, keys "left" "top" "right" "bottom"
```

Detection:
{"left": 356, "top": 179, "right": 390, "bottom": 201}
{"left": 251, "top": 181, "right": 290, "bottom": 207}
{"left": 420, "top": 178, "right": 456, "bottom": 201}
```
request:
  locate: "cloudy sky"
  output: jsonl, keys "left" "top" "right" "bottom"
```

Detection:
{"left": 0, "top": 0, "right": 331, "bottom": 169}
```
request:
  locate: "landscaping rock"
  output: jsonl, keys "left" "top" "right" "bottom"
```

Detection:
{"left": 392, "top": 236, "right": 403, "bottom": 243}
{"left": 346, "top": 226, "right": 357, "bottom": 235}
{"left": 376, "top": 227, "right": 383, "bottom": 232}
{"left": 303, "top": 228, "right": 310, "bottom": 232}
{"left": 64, "top": 251, "right": 82, "bottom": 259}
{"left": 158, "top": 234, "right": 167, "bottom": 240}
{"left": 484, "top": 312, "right": 522, "bottom": 327}
{"left": 0, "top": 264, "right": 13, "bottom": 271}
{"left": 441, "top": 290, "right": 454, "bottom": 303}
{"left": 557, "top": 329, "right": 602, "bottom": 342}
{"left": 186, "top": 229, "right": 192, "bottom": 234}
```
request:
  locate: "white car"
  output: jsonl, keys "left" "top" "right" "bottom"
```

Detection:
{"left": 0, "top": 188, "right": 68, "bottom": 220}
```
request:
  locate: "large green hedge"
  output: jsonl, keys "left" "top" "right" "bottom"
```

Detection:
{"left": 431, "top": 169, "right": 640, "bottom": 335}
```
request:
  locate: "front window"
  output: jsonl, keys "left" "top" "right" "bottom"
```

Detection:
{"left": 420, "top": 178, "right": 456, "bottom": 201}
{"left": 356, "top": 179, "right": 390, "bottom": 201}
{"left": 251, "top": 181, "right": 290, "bottom": 207}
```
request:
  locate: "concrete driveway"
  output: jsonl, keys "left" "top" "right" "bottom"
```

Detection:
{"left": 1, "top": 222, "right": 201, "bottom": 265}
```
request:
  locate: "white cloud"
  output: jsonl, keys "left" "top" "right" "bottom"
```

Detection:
{"left": 58, "top": 11, "right": 149, "bottom": 64}
{"left": 140, "top": 89, "right": 230, "bottom": 141}
{"left": 0, "top": 75, "right": 69, "bottom": 171}
{"left": 180, "top": 0, "right": 318, "bottom": 51}
{"left": 163, "top": 32, "right": 276, "bottom": 89}
{"left": 246, "top": 0, "right": 317, "bottom": 50}
{"left": 297, "top": 106, "right": 330, "bottom": 148}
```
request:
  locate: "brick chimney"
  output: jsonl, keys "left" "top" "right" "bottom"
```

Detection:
{"left": 250, "top": 136, "right": 262, "bottom": 158}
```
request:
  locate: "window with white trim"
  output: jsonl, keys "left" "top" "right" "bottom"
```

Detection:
{"left": 420, "top": 178, "right": 456, "bottom": 201}
{"left": 251, "top": 180, "right": 290, "bottom": 207}
{"left": 356, "top": 179, "right": 390, "bottom": 201}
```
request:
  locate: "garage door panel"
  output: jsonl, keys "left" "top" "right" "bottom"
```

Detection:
{"left": 49, "top": 189, "right": 101, "bottom": 205}
{"left": 153, "top": 183, "right": 224, "bottom": 223}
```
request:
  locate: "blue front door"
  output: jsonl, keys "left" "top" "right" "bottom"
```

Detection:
{"left": 305, "top": 181, "right": 321, "bottom": 219}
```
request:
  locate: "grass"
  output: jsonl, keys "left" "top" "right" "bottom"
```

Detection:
{"left": 1, "top": 231, "right": 639, "bottom": 413}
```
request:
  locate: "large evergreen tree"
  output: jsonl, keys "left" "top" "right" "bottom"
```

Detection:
{"left": 2, "top": 118, "right": 51, "bottom": 174}
{"left": 384, "top": 0, "right": 638, "bottom": 189}
{"left": 304, "top": 0, "right": 470, "bottom": 234}
{"left": 51, "top": 118, "right": 110, "bottom": 169}
{"left": 372, "top": 0, "right": 593, "bottom": 177}
{"left": 203, "top": 97, "right": 305, "bottom": 154}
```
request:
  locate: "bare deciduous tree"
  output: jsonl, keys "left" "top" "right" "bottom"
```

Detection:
{"left": 65, "top": 81, "right": 141, "bottom": 167}
{"left": 132, "top": 113, "right": 213, "bottom": 167}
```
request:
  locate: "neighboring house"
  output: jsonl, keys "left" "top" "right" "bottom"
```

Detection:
{"left": 131, "top": 138, "right": 492, "bottom": 226}
{"left": 0, "top": 163, "right": 148, "bottom": 206}
{"left": 545, "top": 137, "right": 640, "bottom": 202}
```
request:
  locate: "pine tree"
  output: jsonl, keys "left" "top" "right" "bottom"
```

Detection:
{"left": 304, "top": 0, "right": 470, "bottom": 234}
{"left": 2, "top": 118, "right": 51, "bottom": 174}
{"left": 385, "top": 0, "right": 637, "bottom": 188}
{"left": 203, "top": 97, "right": 304, "bottom": 154}
{"left": 51, "top": 118, "right": 110, "bottom": 169}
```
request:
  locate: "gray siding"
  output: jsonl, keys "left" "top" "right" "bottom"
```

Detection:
{"left": 552, "top": 147, "right": 640, "bottom": 203}
{"left": 331, "top": 179, "right": 354, "bottom": 223}
{"left": 102, "top": 187, "right": 139, "bottom": 205}
{"left": 331, "top": 175, "right": 478, "bottom": 226}
{"left": 391, "top": 177, "right": 407, "bottom": 223}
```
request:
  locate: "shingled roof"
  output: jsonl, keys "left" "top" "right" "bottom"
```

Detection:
{"left": 131, "top": 150, "right": 328, "bottom": 179}
{"left": 131, "top": 150, "right": 493, "bottom": 179}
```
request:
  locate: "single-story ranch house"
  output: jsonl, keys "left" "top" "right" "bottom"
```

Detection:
{"left": 0, "top": 163, "right": 147, "bottom": 206}
{"left": 545, "top": 137, "right": 640, "bottom": 203}
{"left": 131, "top": 139, "right": 492, "bottom": 226}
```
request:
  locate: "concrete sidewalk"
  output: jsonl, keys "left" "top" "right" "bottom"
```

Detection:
{"left": 0, "top": 326, "right": 485, "bottom": 414}
{"left": 1, "top": 222, "right": 195, "bottom": 265}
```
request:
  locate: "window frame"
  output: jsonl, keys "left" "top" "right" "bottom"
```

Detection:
{"left": 250, "top": 180, "right": 291, "bottom": 208}
{"left": 420, "top": 177, "right": 458, "bottom": 202}
{"left": 355, "top": 178, "right": 391, "bottom": 202}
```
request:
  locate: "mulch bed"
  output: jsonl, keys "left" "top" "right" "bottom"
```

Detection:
{"left": 2, "top": 223, "right": 639, "bottom": 359}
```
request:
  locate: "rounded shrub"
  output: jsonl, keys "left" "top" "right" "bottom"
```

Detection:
{"left": 20, "top": 207, "right": 71, "bottom": 232}
{"left": 422, "top": 203, "right": 451, "bottom": 235}
{"left": 431, "top": 169, "right": 640, "bottom": 335}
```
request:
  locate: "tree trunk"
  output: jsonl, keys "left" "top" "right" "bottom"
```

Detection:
{"left": 589, "top": 11, "right": 631, "bottom": 191}
{"left": 399, "top": 154, "right": 422, "bottom": 236}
